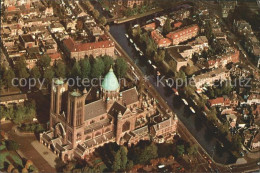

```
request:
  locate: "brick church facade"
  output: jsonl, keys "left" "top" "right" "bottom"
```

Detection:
{"left": 40, "top": 68, "right": 178, "bottom": 161}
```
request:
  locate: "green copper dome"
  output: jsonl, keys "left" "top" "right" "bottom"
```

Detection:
{"left": 102, "top": 67, "right": 120, "bottom": 91}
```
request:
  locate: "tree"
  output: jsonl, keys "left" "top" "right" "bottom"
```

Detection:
{"left": 132, "top": 26, "right": 142, "bottom": 38}
{"left": 154, "top": 49, "right": 165, "bottom": 62}
{"left": 6, "top": 140, "right": 19, "bottom": 151}
{"left": 30, "top": 66, "right": 41, "bottom": 79}
{"left": 54, "top": 61, "right": 66, "bottom": 78}
{"left": 102, "top": 56, "right": 114, "bottom": 74}
{"left": 115, "top": 58, "right": 127, "bottom": 78}
{"left": 79, "top": 59, "right": 91, "bottom": 79}
{"left": 43, "top": 67, "right": 54, "bottom": 87}
{"left": 71, "top": 62, "right": 81, "bottom": 78}
{"left": 25, "top": 160, "right": 33, "bottom": 170}
{"left": 99, "top": 16, "right": 107, "bottom": 25}
{"left": 91, "top": 58, "right": 104, "bottom": 78}
{"left": 76, "top": 19, "right": 83, "bottom": 31}
{"left": 105, "top": 25, "right": 110, "bottom": 31}
{"left": 163, "top": 18, "right": 172, "bottom": 35}
{"left": 3, "top": 69, "right": 15, "bottom": 89}
{"left": 37, "top": 55, "right": 51, "bottom": 72}
{"left": 17, "top": 68, "right": 29, "bottom": 79}
{"left": 176, "top": 144, "right": 185, "bottom": 157}
{"left": 14, "top": 57, "right": 29, "bottom": 79}
{"left": 231, "top": 133, "right": 242, "bottom": 151}
{"left": 21, "top": 168, "right": 28, "bottom": 173}
{"left": 7, "top": 164, "right": 14, "bottom": 173}
{"left": 93, "top": 9, "right": 100, "bottom": 19}
{"left": 120, "top": 146, "right": 128, "bottom": 170}
{"left": 132, "top": 143, "right": 158, "bottom": 164}
{"left": 126, "top": 160, "right": 134, "bottom": 171}
{"left": 112, "top": 151, "right": 121, "bottom": 171}
{"left": 85, "top": 1, "right": 94, "bottom": 12}
{"left": 187, "top": 145, "right": 198, "bottom": 156}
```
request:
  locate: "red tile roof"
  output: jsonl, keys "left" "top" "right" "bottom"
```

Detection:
{"left": 166, "top": 24, "right": 199, "bottom": 40}
{"left": 63, "top": 37, "right": 114, "bottom": 52}
{"left": 208, "top": 97, "right": 230, "bottom": 106}
{"left": 7, "top": 6, "right": 16, "bottom": 12}
{"left": 143, "top": 22, "right": 156, "bottom": 30}
{"left": 49, "top": 52, "right": 61, "bottom": 60}
{"left": 151, "top": 30, "right": 171, "bottom": 47}
{"left": 174, "top": 22, "right": 182, "bottom": 28}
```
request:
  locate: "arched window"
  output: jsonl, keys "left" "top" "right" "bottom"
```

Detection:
{"left": 122, "top": 121, "right": 130, "bottom": 132}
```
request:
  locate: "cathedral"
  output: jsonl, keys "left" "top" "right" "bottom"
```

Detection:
{"left": 40, "top": 67, "right": 178, "bottom": 161}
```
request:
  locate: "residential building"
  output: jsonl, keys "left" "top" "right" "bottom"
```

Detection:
{"left": 233, "top": 20, "right": 253, "bottom": 36}
{"left": 151, "top": 29, "right": 171, "bottom": 48}
{"left": 0, "top": 88, "right": 28, "bottom": 106}
{"left": 188, "top": 36, "right": 208, "bottom": 53}
{"left": 117, "top": 0, "right": 145, "bottom": 8}
{"left": 208, "top": 96, "right": 231, "bottom": 107}
{"left": 40, "top": 68, "right": 178, "bottom": 161}
{"left": 62, "top": 37, "right": 115, "bottom": 60}
{"left": 143, "top": 22, "right": 157, "bottom": 31}
{"left": 166, "top": 45, "right": 194, "bottom": 71}
{"left": 247, "top": 94, "right": 260, "bottom": 105}
{"left": 166, "top": 24, "right": 199, "bottom": 45}
{"left": 192, "top": 67, "right": 230, "bottom": 88}
{"left": 207, "top": 48, "right": 240, "bottom": 69}
{"left": 221, "top": 1, "right": 237, "bottom": 18}
{"left": 245, "top": 35, "right": 260, "bottom": 59}
{"left": 19, "top": 34, "right": 36, "bottom": 48}
{"left": 251, "top": 133, "right": 260, "bottom": 150}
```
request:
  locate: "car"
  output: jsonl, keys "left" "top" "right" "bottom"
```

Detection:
{"left": 189, "top": 107, "right": 196, "bottom": 113}
{"left": 257, "top": 162, "right": 260, "bottom": 166}
{"left": 182, "top": 99, "right": 188, "bottom": 105}
{"left": 172, "top": 88, "right": 179, "bottom": 95}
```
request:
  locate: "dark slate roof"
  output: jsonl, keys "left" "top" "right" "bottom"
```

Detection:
{"left": 130, "top": 125, "right": 149, "bottom": 136}
{"left": 84, "top": 99, "right": 106, "bottom": 121}
{"left": 0, "top": 93, "right": 27, "bottom": 102}
{"left": 122, "top": 87, "right": 139, "bottom": 106}
{"left": 108, "top": 102, "right": 127, "bottom": 118}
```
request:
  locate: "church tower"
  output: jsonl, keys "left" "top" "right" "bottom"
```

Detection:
{"left": 50, "top": 79, "right": 68, "bottom": 129}
{"left": 66, "top": 89, "right": 88, "bottom": 148}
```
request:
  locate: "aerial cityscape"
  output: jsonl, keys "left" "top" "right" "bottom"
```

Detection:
{"left": 0, "top": 0, "right": 259, "bottom": 172}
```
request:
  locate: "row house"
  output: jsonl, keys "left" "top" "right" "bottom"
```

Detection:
{"left": 192, "top": 67, "right": 230, "bottom": 88}
{"left": 207, "top": 48, "right": 240, "bottom": 69}
{"left": 166, "top": 24, "right": 199, "bottom": 45}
